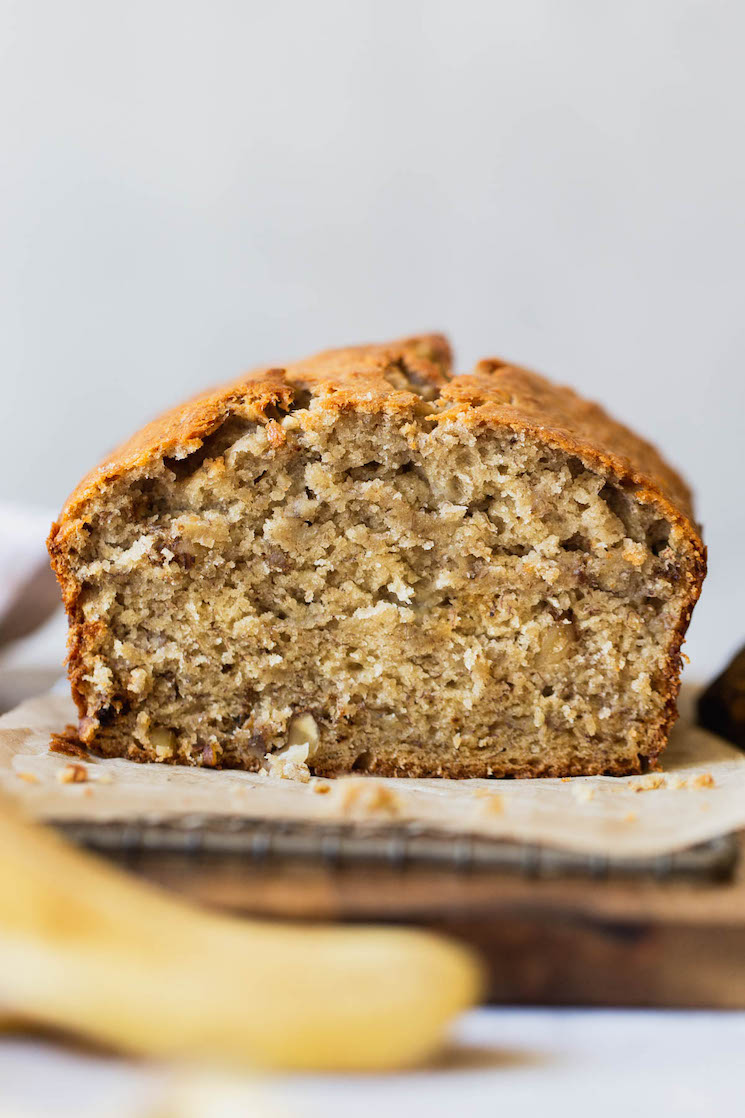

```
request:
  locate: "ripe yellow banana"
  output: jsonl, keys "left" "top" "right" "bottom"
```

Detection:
{"left": 0, "top": 796, "right": 482, "bottom": 1070}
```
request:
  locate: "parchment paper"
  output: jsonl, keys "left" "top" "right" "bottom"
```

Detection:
{"left": 0, "top": 687, "right": 741, "bottom": 857}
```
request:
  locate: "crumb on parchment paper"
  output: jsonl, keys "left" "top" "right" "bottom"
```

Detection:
{"left": 57, "top": 764, "right": 88, "bottom": 784}
{"left": 633, "top": 771, "right": 716, "bottom": 793}
{"left": 474, "top": 789, "right": 505, "bottom": 815}
{"left": 264, "top": 744, "right": 312, "bottom": 783}
{"left": 49, "top": 726, "right": 92, "bottom": 761}
{"left": 263, "top": 716, "right": 322, "bottom": 783}
{"left": 16, "top": 771, "right": 39, "bottom": 784}
{"left": 688, "top": 772, "right": 716, "bottom": 789}
{"left": 632, "top": 774, "right": 666, "bottom": 793}
{"left": 331, "top": 778, "right": 401, "bottom": 817}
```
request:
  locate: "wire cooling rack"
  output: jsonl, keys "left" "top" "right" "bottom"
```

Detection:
{"left": 55, "top": 815, "right": 738, "bottom": 882}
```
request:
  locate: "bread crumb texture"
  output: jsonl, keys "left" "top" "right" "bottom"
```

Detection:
{"left": 49, "top": 727, "right": 92, "bottom": 760}
{"left": 633, "top": 772, "right": 715, "bottom": 792}
{"left": 48, "top": 334, "right": 705, "bottom": 778}
{"left": 57, "top": 763, "right": 89, "bottom": 784}
{"left": 331, "top": 778, "right": 402, "bottom": 817}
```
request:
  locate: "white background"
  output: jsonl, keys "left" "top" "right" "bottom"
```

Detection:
{"left": 2, "top": 0, "right": 743, "bottom": 672}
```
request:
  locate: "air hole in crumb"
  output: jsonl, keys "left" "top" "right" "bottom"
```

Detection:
{"left": 563, "top": 533, "right": 591, "bottom": 553}
{"left": 352, "top": 751, "right": 373, "bottom": 772}
{"left": 346, "top": 461, "right": 387, "bottom": 482}
{"left": 381, "top": 359, "right": 440, "bottom": 401}
{"left": 130, "top": 478, "right": 165, "bottom": 520}
{"left": 97, "top": 705, "right": 115, "bottom": 727}
{"left": 164, "top": 417, "right": 254, "bottom": 480}
{"left": 465, "top": 495, "right": 493, "bottom": 519}
{"left": 599, "top": 482, "right": 639, "bottom": 538}
{"left": 541, "top": 685, "right": 554, "bottom": 698}
{"left": 651, "top": 529, "right": 671, "bottom": 556}
{"left": 372, "top": 585, "right": 401, "bottom": 606}
{"left": 290, "top": 388, "right": 313, "bottom": 411}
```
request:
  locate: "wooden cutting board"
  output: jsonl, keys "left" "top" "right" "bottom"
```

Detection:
{"left": 56, "top": 815, "right": 745, "bottom": 1009}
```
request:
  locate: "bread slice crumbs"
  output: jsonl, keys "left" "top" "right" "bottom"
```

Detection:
{"left": 667, "top": 772, "right": 716, "bottom": 791}
{"left": 690, "top": 772, "right": 715, "bottom": 789}
{"left": 632, "top": 774, "right": 666, "bottom": 793}
{"left": 623, "top": 812, "right": 638, "bottom": 823}
{"left": 49, "top": 728, "right": 91, "bottom": 761}
{"left": 332, "top": 778, "right": 401, "bottom": 818}
{"left": 16, "top": 771, "right": 39, "bottom": 784}
{"left": 57, "top": 764, "right": 88, "bottom": 784}
{"left": 264, "top": 744, "right": 312, "bottom": 783}
{"left": 474, "top": 789, "right": 505, "bottom": 815}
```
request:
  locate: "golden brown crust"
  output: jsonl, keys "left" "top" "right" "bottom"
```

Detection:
{"left": 48, "top": 334, "right": 706, "bottom": 778}
{"left": 52, "top": 334, "right": 452, "bottom": 533}
{"left": 443, "top": 360, "right": 696, "bottom": 524}
{"left": 52, "top": 337, "right": 698, "bottom": 544}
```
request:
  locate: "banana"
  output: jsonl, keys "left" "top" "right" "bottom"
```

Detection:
{"left": 0, "top": 796, "right": 482, "bottom": 1070}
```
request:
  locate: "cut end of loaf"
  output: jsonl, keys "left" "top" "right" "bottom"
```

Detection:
{"left": 48, "top": 337, "right": 705, "bottom": 778}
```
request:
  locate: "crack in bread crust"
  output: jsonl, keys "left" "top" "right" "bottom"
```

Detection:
{"left": 48, "top": 335, "right": 705, "bottom": 778}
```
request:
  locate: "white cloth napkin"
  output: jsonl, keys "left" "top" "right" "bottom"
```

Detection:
{"left": 0, "top": 503, "right": 56, "bottom": 624}
{"left": 0, "top": 503, "right": 65, "bottom": 710}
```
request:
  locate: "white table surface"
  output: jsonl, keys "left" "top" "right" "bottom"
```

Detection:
{"left": 2, "top": 1008, "right": 744, "bottom": 1117}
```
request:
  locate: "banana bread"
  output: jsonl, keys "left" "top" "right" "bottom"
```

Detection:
{"left": 48, "top": 334, "right": 706, "bottom": 777}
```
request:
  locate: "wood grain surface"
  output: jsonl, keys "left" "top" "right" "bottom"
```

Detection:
{"left": 63, "top": 822, "right": 745, "bottom": 1010}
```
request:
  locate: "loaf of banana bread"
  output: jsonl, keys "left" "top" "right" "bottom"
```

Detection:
{"left": 48, "top": 334, "right": 705, "bottom": 777}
